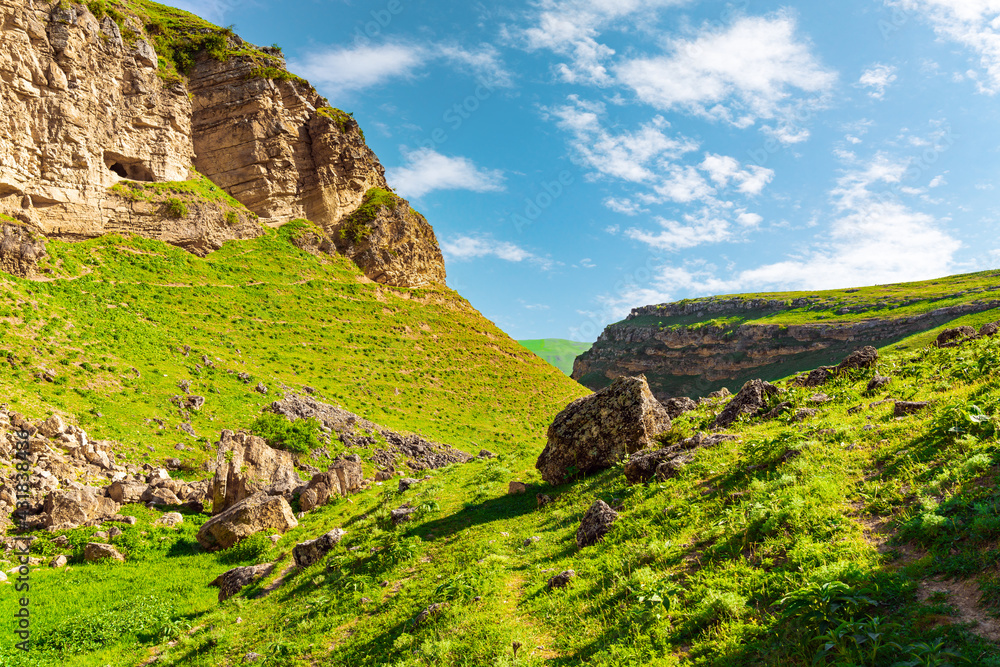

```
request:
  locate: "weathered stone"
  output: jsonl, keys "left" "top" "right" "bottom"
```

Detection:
{"left": 762, "top": 402, "right": 793, "bottom": 420}
{"left": 663, "top": 397, "right": 697, "bottom": 419}
{"left": 185, "top": 395, "right": 205, "bottom": 411}
{"left": 0, "top": 223, "right": 46, "bottom": 278}
{"left": 576, "top": 500, "right": 619, "bottom": 548}
{"left": 156, "top": 512, "right": 184, "bottom": 527}
{"left": 980, "top": 321, "right": 1000, "bottom": 337}
{"left": 536, "top": 494, "right": 553, "bottom": 509}
{"left": 413, "top": 602, "right": 448, "bottom": 627}
{"left": 835, "top": 346, "right": 879, "bottom": 373}
{"left": 793, "top": 408, "right": 819, "bottom": 422}
{"left": 390, "top": 505, "right": 416, "bottom": 526}
{"left": 141, "top": 486, "right": 181, "bottom": 506}
{"left": 292, "top": 528, "right": 345, "bottom": 568}
{"left": 49, "top": 554, "right": 68, "bottom": 568}
{"left": 209, "top": 563, "right": 274, "bottom": 602}
{"left": 713, "top": 379, "right": 779, "bottom": 428}
{"left": 106, "top": 480, "right": 145, "bottom": 504}
{"left": 196, "top": 493, "right": 298, "bottom": 551}
{"left": 707, "top": 388, "right": 731, "bottom": 399}
{"left": 84, "top": 542, "right": 125, "bottom": 563}
{"left": 42, "top": 487, "right": 120, "bottom": 529}
{"left": 547, "top": 570, "right": 575, "bottom": 589}
{"left": 537, "top": 376, "right": 671, "bottom": 485}
{"left": 866, "top": 375, "right": 892, "bottom": 394}
{"left": 937, "top": 326, "right": 977, "bottom": 348}
{"left": 398, "top": 477, "right": 419, "bottom": 492}
{"left": 624, "top": 449, "right": 673, "bottom": 485}
{"left": 210, "top": 430, "right": 301, "bottom": 515}
{"left": 298, "top": 461, "right": 363, "bottom": 512}
{"left": 38, "top": 415, "right": 65, "bottom": 438}
{"left": 894, "top": 401, "right": 930, "bottom": 417}
{"left": 508, "top": 481, "right": 527, "bottom": 495}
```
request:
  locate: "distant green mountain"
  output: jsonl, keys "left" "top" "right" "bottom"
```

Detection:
{"left": 518, "top": 338, "right": 593, "bottom": 375}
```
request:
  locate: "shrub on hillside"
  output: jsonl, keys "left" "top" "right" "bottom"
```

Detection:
{"left": 250, "top": 412, "right": 321, "bottom": 455}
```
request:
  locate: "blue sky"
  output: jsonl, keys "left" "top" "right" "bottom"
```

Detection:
{"left": 171, "top": 0, "right": 1000, "bottom": 342}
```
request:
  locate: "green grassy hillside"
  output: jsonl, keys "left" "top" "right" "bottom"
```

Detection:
{"left": 518, "top": 339, "right": 593, "bottom": 376}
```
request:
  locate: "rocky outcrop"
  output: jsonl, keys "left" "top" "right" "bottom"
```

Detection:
{"left": 937, "top": 326, "right": 977, "bottom": 348}
{"left": 0, "top": 222, "right": 46, "bottom": 277}
{"left": 196, "top": 492, "right": 298, "bottom": 551}
{"left": 210, "top": 430, "right": 301, "bottom": 515}
{"left": 623, "top": 432, "right": 737, "bottom": 485}
{"left": 83, "top": 542, "right": 125, "bottom": 563}
{"left": 575, "top": 295, "right": 1000, "bottom": 401}
{"left": 536, "top": 376, "right": 671, "bottom": 486}
{"left": 298, "top": 461, "right": 363, "bottom": 512}
{"left": 42, "top": 487, "right": 120, "bottom": 530}
{"left": 0, "top": 1, "right": 445, "bottom": 286}
{"left": 269, "top": 394, "right": 470, "bottom": 472}
{"left": 332, "top": 190, "right": 446, "bottom": 287}
{"left": 0, "top": 2, "right": 193, "bottom": 236}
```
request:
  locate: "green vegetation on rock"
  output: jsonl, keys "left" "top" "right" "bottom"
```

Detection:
{"left": 338, "top": 187, "right": 400, "bottom": 243}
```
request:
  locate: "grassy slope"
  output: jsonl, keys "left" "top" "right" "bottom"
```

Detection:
{"left": 4, "top": 240, "right": 1000, "bottom": 666}
{"left": 518, "top": 339, "right": 593, "bottom": 376}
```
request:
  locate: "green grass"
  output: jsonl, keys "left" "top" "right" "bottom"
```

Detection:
{"left": 519, "top": 339, "right": 593, "bottom": 376}
{"left": 5, "top": 231, "right": 1000, "bottom": 665}
{"left": 338, "top": 188, "right": 401, "bottom": 243}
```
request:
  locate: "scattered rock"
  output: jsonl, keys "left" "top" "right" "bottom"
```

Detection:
{"left": 209, "top": 563, "right": 274, "bottom": 602}
{"left": 243, "top": 652, "right": 263, "bottom": 663}
{"left": 49, "top": 554, "right": 67, "bottom": 568}
{"left": 156, "top": 512, "right": 184, "bottom": 527}
{"left": 413, "top": 602, "right": 448, "bottom": 627}
{"left": 477, "top": 449, "right": 495, "bottom": 459}
{"left": 866, "top": 375, "right": 892, "bottom": 394}
{"left": 508, "top": 481, "right": 526, "bottom": 494}
{"left": 576, "top": 499, "right": 619, "bottom": 548}
{"left": 713, "top": 379, "right": 779, "bottom": 428}
{"left": 106, "top": 480, "right": 146, "bottom": 504}
{"left": 38, "top": 415, "right": 66, "bottom": 438}
{"left": 141, "top": 486, "right": 181, "bottom": 506}
{"left": 793, "top": 408, "right": 819, "bottom": 422}
{"left": 185, "top": 395, "right": 205, "bottom": 411}
{"left": 547, "top": 570, "right": 575, "bottom": 590}
{"left": 292, "top": 528, "right": 346, "bottom": 568}
{"left": 391, "top": 505, "right": 417, "bottom": 526}
{"left": 537, "top": 375, "right": 671, "bottom": 485}
{"left": 398, "top": 478, "right": 420, "bottom": 492}
{"left": 299, "top": 461, "right": 364, "bottom": 512}
{"left": 980, "top": 321, "right": 1000, "bottom": 337}
{"left": 762, "top": 401, "right": 793, "bottom": 420}
{"left": 808, "top": 393, "right": 832, "bottom": 403}
{"left": 894, "top": 401, "right": 930, "bottom": 417}
{"left": 523, "top": 536, "right": 541, "bottom": 546}
{"left": 835, "top": 346, "right": 879, "bottom": 373}
{"left": 42, "top": 487, "right": 120, "bottom": 529}
{"left": 237, "top": 372, "right": 252, "bottom": 384}
{"left": 83, "top": 543, "right": 125, "bottom": 563}
{"left": 937, "top": 326, "right": 977, "bottom": 348}
{"left": 663, "top": 397, "right": 697, "bottom": 419}
{"left": 254, "top": 382, "right": 268, "bottom": 395}
{"left": 196, "top": 493, "right": 298, "bottom": 551}
{"left": 536, "top": 494, "right": 553, "bottom": 509}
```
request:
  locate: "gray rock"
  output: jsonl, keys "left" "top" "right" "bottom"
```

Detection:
{"left": 663, "top": 397, "right": 697, "bottom": 419}
{"left": 866, "top": 375, "right": 892, "bottom": 394}
{"left": 84, "top": 542, "right": 125, "bottom": 563}
{"left": 209, "top": 563, "right": 274, "bottom": 602}
{"left": 292, "top": 528, "right": 346, "bottom": 568}
{"left": 894, "top": 401, "right": 930, "bottom": 417}
{"left": 390, "top": 505, "right": 416, "bottom": 526}
{"left": 980, "top": 321, "right": 1000, "bottom": 337}
{"left": 835, "top": 346, "right": 879, "bottom": 373}
{"left": 413, "top": 602, "right": 448, "bottom": 627}
{"left": 536, "top": 493, "right": 553, "bottom": 509}
{"left": 936, "top": 326, "right": 977, "bottom": 348}
{"left": 196, "top": 493, "right": 298, "bottom": 551}
{"left": 547, "top": 570, "right": 575, "bottom": 589}
{"left": 576, "top": 499, "right": 619, "bottom": 548}
{"left": 49, "top": 554, "right": 68, "bottom": 568}
{"left": 714, "top": 379, "right": 779, "bottom": 428}
{"left": 536, "top": 376, "right": 671, "bottom": 485}
{"left": 398, "top": 477, "right": 420, "bottom": 493}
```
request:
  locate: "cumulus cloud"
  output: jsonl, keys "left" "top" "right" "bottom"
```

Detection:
{"left": 441, "top": 236, "right": 553, "bottom": 269}
{"left": 895, "top": 0, "right": 1000, "bottom": 93}
{"left": 858, "top": 64, "right": 898, "bottom": 99}
{"left": 518, "top": 0, "right": 692, "bottom": 84}
{"left": 289, "top": 42, "right": 512, "bottom": 92}
{"left": 615, "top": 13, "right": 836, "bottom": 139}
{"left": 387, "top": 149, "right": 505, "bottom": 198}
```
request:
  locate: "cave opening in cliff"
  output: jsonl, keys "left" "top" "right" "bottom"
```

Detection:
{"left": 104, "top": 152, "right": 156, "bottom": 182}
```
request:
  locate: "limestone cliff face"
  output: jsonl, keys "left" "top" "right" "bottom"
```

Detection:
{"left": 0, "top": 2, "right": 194, "bottom": 233}
{"left": 575, "top": 297, "right": 1000, "bottom": 401}
{"left": 0, "top": 1, "right": 445, "bottom": 287}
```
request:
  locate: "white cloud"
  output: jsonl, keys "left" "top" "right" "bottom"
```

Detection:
{"left": 442, "top": 235, "right": 553, "bottom": 269}
{"left": 580, "top": 258, "right": 597, "bottom": 268}
{"left": 625, "top": 211, "right": 731, "bottom": 250}
{"left": 929, "top": 174, "right": 948, "bottom": 187}
{"left": 289, "top": 42, "right": 513, "bottom": 92}
{"left": 736, "top": 211, "right": 763, "bottom": 227}
{"left": 387, "top": 149, "right": 505, "bottom": 198}
{"left": 290, "top": 43, "right": 426, "bottom": 92}
{"left": 615, "top": 13, "right": 836, "bottom": 138}
{"left": 604, "top": 198, "right": 646, "bottom": 215}
{"left": 896, "top": 0, "right": 1000, "bottom": 93}
{"left": 858, "top": 64, "right": 898, "bottom": 99}
{"left": 519, "top": 0, "right": 692, "bottom": 84}
{"left": 699, "top": 154, "right": 774, "bottom": 195}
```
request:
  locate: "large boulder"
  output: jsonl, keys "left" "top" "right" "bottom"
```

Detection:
{"left": 299, "top": 460, "right": 363, "bottom": 512}
{"left": 663, "top": 397, "right": 697, "bottom": 419}
{"left": 834, "top": 346, "right": 879, "bottom": 373}
{"left": 713, "top": 379, "right": 779, "bottom": 428}
{"left": 210, "top": 430, "right": 301, "bottom": 515}
{"left": 576, "top": 499, "right": 619, "bottom": 548}
{"left": 42, "top": 487, "right": 120, "bottom": 529}
{"left": 106, "top": 480, "right": 146, "bottom": 504}
{"left": 536, "top": 376, "right": 671, "bottom": 485}
{"left": 196, "top": 492, "right": 298, "bottom": 551}
{"left": 209, "top": 563, "right": 274, "bottom": 602}
{"left": 292, "top": 528, "right": 346, "bottom": 568}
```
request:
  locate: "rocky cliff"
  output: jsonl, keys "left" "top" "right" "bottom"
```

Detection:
{"left": 0, "top": 0, "right": 444, "bottom": 286}
{"left": 575, "top": 291, "right": 1000, "bottom": 401}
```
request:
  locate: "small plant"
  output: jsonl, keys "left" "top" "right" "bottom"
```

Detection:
{"left": 224, "top": 210, "right": 240, "bottom": 225}
{"left": 164, "top": 197, "right": 188, "bottom": 219}
{"left": 250, "top": 412, "right": 321, "bottom": 455}
{"left": 218, "top": 532, "right": 273, "bottom": 566}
